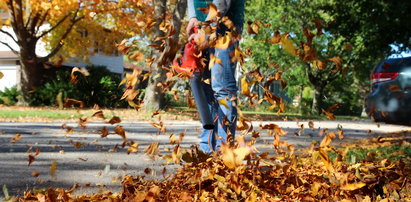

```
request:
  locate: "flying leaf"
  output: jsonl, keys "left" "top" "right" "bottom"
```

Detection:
{"left": 280, "top": 33, "right": 298, "bottom": 56}
{"left": 114, "top": 125, "right": 126, "bottom": 141}
{"left": 320, "top": 132, "right": 336, "bottom": 147}
{"left": 31, "top": 171, "right": 40, "bottom": 178}
{"left": 101, "top": 126, "right": 109, "bottom": 138}
{"left": 64, "top": 99, "right": 85, "bottom": 108}
{"left": 214, "top": 33, "right": 231, "bottom": 49}
{"left": 145, "top": 142, "right": 160, "bottom": 156}
{"left": 151, "top": 121, "right": 166, "bottom": 133}
{"left": 205, "top": 3, "right": 218, "bottom": 21}
{"left": 221, "top": 144, "right": 250, "bottom": 169}
{"left": 308, "top": 120, "right": 314, "bottom": 130}
{"left": 10, "top": 133, "right": 22, "bottom": 143}
{"left": 218, "top": 99, "right": 230, "bottom": 109}
{"left": 326, "top": 57, "right": 342, "bottom": 72}
{"left": 127, "top": 142, "right": 139, "bottom": 154}
{"left": 268, "top": 31, "right": 281, "bottom": 44}
{"left": 323, "top": 109, "right": 336, "bottom": 120}
{"left": 108, "top": 116, "right": 121, "bottom": 125}
{"left": 50, "top": 161, "right": 57, "bottom": 179}
{"left": 71, "top": 67, "right": 90, "bottom": 84}
{"left": 0, "top": 71, "right": 3, "bottom": 79}
{"left": 241, "top": 77, "right": 250, "bottom": 96}
{"left": 92, "top": 110, "right": 105, "bottom": 119}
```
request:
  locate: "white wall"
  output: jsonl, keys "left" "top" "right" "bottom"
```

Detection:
{"left": 64, "top": 54, "right": 124, "bottom": 74}
{"left": 0, "top": 61, "right": 18, "bottom": 91}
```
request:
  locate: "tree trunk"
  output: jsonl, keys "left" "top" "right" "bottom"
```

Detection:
{"left": 143, "top": 0, "right": 187, "bottom": 110}
{"left": 18, "top": 59, "right": 44, "bottom": 105}
{"left": 311, "top": 85, "right": 325, "bottom": 115}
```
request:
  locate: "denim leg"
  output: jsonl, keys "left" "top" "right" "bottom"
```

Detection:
{"left": 211, "top": 43, "right": 238, "bottom": 151}
{"left": 199, "top": 68, "right": 219, "bottom": 153}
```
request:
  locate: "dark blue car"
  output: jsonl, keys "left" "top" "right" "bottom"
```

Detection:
{"left": 365, "top": 56, "right": 411, "bottom": 124}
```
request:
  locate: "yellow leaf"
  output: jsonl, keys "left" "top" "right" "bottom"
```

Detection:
{"left": 221, "top": 144, "right": 250, "bottom": 169}
{"left": 241, "top": 77, "right": 250, "bottom": 96}
{"left": 218, "top": 99, "right": 229, "bottom": 109}
{"left": 310, "top": 182, "right": 322, "bottom": 196}
{"left": 0, "top": 71, "right": 3, "bottom": 79}
{"left": 214, "top": 32, "right": 231, "bottom": 49}
{"left": 280, "top": 33, "right": 298, "bottom": 56}
{"left": 205, "top": 3, "right": 218, "bottom": 21}
{"left": 340, "top": 182, "right": 366, "bottom": 191}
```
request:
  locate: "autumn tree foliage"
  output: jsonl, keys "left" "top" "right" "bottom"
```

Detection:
{"left": 0, "top": 0, "right": 152, "bottom": 103}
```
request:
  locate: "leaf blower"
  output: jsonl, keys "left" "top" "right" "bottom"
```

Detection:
{"left": 173, "top": 38, "right": 215, "bottom": 130}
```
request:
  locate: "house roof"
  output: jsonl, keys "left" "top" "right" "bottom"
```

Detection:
{"left": 0, "top": 51, "right": 19, "bottom": 60}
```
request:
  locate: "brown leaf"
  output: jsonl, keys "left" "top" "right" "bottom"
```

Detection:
{"left": 31, "top": 171, "right": 40, "bottom": 177}
{"left": 108, "top": 116, "right": 121, "bottom": 125}
{"left": 308, "top": 120, "right": 314, "bottom": 130}
{"left": 320, "top": 132, "right": 335, "bottom": 147}
{"left": 151, "top": 121, "right": 166, "bottom": 133}
{"left": 10, "top": 133, "right": 22, "bottom": 143}
{"left": 101, "top": 126, "right": 109, "bottom": 138}
{"left": 92, "top": 110, "right": 105, "bottom": 119}
{"left": 322, "top": 109, "right": 336, "bottom": 120}
{"left": 145, "top": 142, "right": 160, "bottom": 156}
{"left": 70, "top": 67, "right": 89, "bottom": 84}
{"left": 114, "top": 125, "right": 126, "bottom": 141}
{"left": 64, "top": 99, "right": 85, "bottom": 108}
{"left": 268, "top": 30, "right": 281, "bottom": 44}
{"left": 389, "top": 85, "right": 401, "bottom": 92}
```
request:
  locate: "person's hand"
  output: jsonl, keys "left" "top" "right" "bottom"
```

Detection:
{"left": 188, "top": 29, "right": 208, "bottom": 51}
{"left": 186, "top": 17, "right": 199, "bottom": 36}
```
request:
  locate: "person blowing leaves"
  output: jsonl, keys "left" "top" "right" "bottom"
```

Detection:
{"left": 185, "top": 0, "right": 245, "bottom": 154}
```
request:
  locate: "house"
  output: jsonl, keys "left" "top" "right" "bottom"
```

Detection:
{"left": 0, "top": 12, "right": 124, "bottom": 92}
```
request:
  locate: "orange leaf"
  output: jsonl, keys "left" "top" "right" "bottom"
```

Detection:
{"left": 10, "top": 133, "right": 22, "bottom": 143}
{"left": 108, "top": 116, "right": 121, "bottom": 125}
{"left": 341, "top": 182, "right": 366, "bottom": 191}
{"left": 114, "top": 125, "right": 126, "bottom": 141}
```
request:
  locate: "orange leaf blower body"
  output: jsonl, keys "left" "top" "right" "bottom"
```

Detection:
{"left": 173, "top": 35, "right": 214, "bottom": 130}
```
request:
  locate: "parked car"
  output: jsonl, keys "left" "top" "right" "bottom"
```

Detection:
{"left": 365, "top": 56, "right": 411, "bottom": 125}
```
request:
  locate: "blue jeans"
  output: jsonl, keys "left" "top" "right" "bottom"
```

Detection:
{"left": 199, "top": 43, "right": 238, "bottom": 153}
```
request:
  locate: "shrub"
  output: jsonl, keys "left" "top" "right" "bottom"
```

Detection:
{"left": 0, "top": 86, "right": 21, "bottom": 105}
{"left": 30, "top": 66, "right": 128, "bottom": 108}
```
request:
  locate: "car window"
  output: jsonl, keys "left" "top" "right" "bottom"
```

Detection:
{"left": 375, "top": 57, "right": 411, "bottom": 73}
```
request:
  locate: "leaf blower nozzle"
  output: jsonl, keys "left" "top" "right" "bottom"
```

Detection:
{"left": 173, "top": 40, "right": 215, "bottom": 130}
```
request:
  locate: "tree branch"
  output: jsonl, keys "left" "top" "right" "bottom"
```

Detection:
{"left": 38, "top": 12, "right": 83, "bottom": 62}
{"left": 0, "top": 28, "right": 18, "bottom": 44}
{"left": 0, "top": 41, "right": 19, "bottom": 55}
{"left": 35, "top": 9, "right": 50, "bottom": 35}
{"left": 36, "top": 13, "right": 70, "bottom": 40}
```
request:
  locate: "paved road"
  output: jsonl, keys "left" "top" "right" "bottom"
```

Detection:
{"left": 0, "top": 120, "right": 410, "bottom": 198}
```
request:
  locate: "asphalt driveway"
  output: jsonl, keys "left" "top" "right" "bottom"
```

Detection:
{"left": 0, "top": 120, "right": 410, "bottom": 198}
